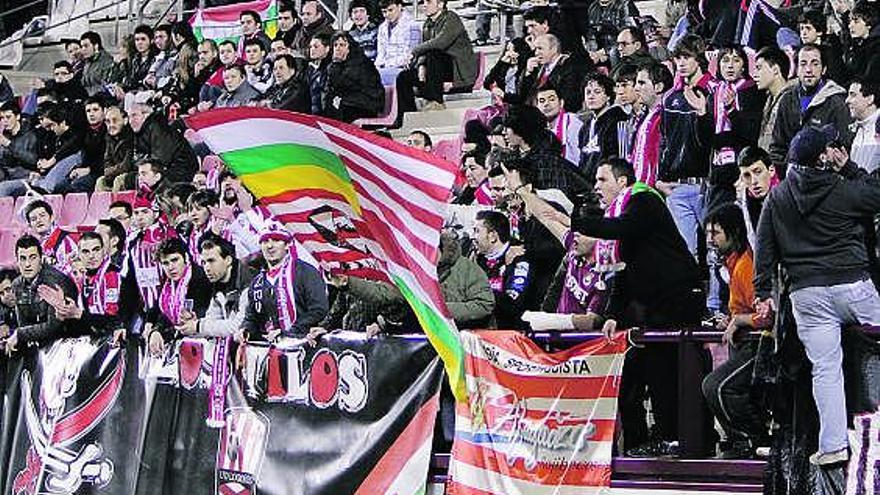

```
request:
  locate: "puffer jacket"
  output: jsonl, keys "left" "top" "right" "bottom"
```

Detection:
{"left": 769, "top": 79, "right": 852, "bottom": 174}
{"left": 323, "top": 34, "right": 385, "bottom": 118}
{"left": 437, "top": 237, "right": 494, "bottom": 329}
{"left": 14, "top": 265, "right": 79, "bottom": 345}
{"left": 134, "top": 112, "right": 198, "bottom": 184}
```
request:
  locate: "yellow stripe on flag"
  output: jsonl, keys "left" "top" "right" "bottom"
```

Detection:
{"left": 241, "top": 164, "right": 362, "bottom": 215}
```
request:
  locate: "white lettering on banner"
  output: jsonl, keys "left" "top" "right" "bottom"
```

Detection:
{"left": 481, "top": 342, "right": 593, "bottom": 375}
{"left": 242, "top": 344, "right": 370, "bottom": 412}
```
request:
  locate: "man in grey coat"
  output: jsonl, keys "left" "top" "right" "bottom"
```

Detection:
{"left": 79, "top": 31, "right": 115, "bottom": 96}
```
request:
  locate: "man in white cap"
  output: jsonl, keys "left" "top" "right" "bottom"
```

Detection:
{"left": 237, "top": 221, "right": 328, "bottom": 343}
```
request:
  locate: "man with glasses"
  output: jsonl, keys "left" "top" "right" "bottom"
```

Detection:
{"left": 614, "top": 26, "right": 654, "bottom": 71}
{"left": 32, "top": 61, "right": 88, "bottom": 104}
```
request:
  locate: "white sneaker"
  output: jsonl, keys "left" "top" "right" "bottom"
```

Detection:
{"left": 809, "top": 448, "right": 849, "bottom": 465}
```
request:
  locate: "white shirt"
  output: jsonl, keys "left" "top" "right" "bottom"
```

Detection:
{"left": 850, "top": 108, "right": 880, "bottom": 173}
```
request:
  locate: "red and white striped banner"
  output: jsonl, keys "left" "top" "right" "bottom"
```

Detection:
{"left": 449, "top": 331, "right": 627, "bottom": 495}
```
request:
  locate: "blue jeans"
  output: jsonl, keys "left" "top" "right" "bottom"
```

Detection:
{"left": 790, "top": 278, "right": 880, "bottom": 454}
{"left": 665, "top": 183, "right": 705, "bottom": 255}
{"left": 0, "top": 152, "right": 82, "bottom": 196}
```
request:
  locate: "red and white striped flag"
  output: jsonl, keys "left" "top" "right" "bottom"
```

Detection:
{"left": 449, "top": 331, "right": 627, "bottom": 495}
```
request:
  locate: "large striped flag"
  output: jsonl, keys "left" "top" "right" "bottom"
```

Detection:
{"left": 185, "top": 108, "right": 467, "bottom": 401}
{"left": 189, "top": 0, "right": 278, "bottom": 42}
{"left": 449, "top": 331, "right": 628, "bottom": 494}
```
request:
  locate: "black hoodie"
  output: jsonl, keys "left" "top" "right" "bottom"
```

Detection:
{"left": 754, "top": 162, "right": 880, "bottom": 299}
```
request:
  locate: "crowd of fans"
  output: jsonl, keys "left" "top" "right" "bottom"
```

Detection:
{"left": 0, "top": 0, "right": 878, "bottom": 471}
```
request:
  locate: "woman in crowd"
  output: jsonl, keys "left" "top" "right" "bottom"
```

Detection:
{"left": 322, "top": 31, "right": 385, "bottom": 123}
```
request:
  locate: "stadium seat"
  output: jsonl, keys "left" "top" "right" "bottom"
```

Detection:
{"left": 353, "top": 86, "right": 399, "bottom": 129}
{"left": 44, "top": 195, "right": 64, "bottom": 219}
{"left": 0, "top": 227, "right": 23, "bottom": 267}
{"left": 85, "top": 191, "right": 112, "bottom": 225}
{"left": 112, "top": 190, "right": 136, "bottom": 206}
{"left": 0, "top": 197, "right": 14, "bottom": 227}
{"left": 59, "top": 193, "right": 89, "bottom": 228}
{"left": 12, "top": 196, "right": 30, "bottom": 227}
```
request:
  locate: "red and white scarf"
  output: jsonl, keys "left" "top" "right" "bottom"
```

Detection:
{"left": 474, "top": 180, "right": 493, "bottom": 206}
{"left": 713, "top": 78, "right": 754, "bottom": 134}
{"left": 132, "top": 221, "right": 175, "bottom": 309}
{"left": 159, "top": 264, "right": 192, "bottom": 325}
{"left": 84, "top": 257, "right": 119, "bottom": 316}
{"left": 41, "top": 226, "right": 78, "bottom": 275}
{"left": 630, "top": 104, "right": 662, "bottom": 186}
{"left": 266, "top": 246, "right": 298, "bottom": 333}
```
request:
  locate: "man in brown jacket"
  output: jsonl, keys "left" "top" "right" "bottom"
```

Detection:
{"left": 395, "top": 0, "right": 477, "bottom": 117}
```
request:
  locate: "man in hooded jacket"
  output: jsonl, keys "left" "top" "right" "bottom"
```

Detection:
{"left": 754, "top": 125, "right": 880, "bottom": 466}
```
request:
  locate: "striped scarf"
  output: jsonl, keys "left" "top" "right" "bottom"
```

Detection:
{"left": 266, "top": 246, "right": 298, "bottom": 333}
{"left": 159, "top": 264, "right": 193, "bottom": 325}
{"left": 83, "top": 257, "right": 115, "bottom": 315}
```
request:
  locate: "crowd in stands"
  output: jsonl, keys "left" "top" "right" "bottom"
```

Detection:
{"left": 0, "top": 0, "right": 879, "bottom": 471}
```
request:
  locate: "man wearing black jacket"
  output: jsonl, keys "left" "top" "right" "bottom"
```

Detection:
{"left": 129, "top": 99, "right": 198, "bottom": 184}
{"left": 66, "top": 96, "right": 106, "bottom": 192}
{"left": 518, "top": 34, "right": 589, "bottom": 113}
{"left": 574, "top": 158, "right": 704, "bottom": 456}
{"left": 238, "top": 221, "right": 328, "bottom": 341}
{"left": 754, "top": 125, "right": 880, "bottom": 466}
{"left": 5, "top": 236, "right": 78, "bottom": 354}
{"left": 263, "top": 54, "right": 310, "bottom": 112}
{"left": 0, "top": 100, "right": 39, "bottom": 183}
{"left": 40, "top": 233, "right": 124, "bottom": 340}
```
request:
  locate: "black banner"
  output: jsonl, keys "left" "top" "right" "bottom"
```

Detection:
{"left": 0, "top": 332, "right": 443, "bottom": 495}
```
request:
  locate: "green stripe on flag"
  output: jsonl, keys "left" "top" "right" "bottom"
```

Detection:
{"left": 392, "top": 275, "right": 466, "bottom": 402}
{"left": 221, "top": 143, "right": 351, "bottom": 181}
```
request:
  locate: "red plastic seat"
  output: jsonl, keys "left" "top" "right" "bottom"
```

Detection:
{"left": 353, "top": 86, "right": 399, "bottom": 129}
{"left": 0, "top": 227, "right": 24, "bottom": 267}
{"left": 59, "top": 192, "right": 89, "bottom": 228}
{"left": 44, "top": 194, "right": 63, "bottom": 217}
{"left": 84, "top": 191, "right": 112, "bottom": 225}
{"left": 12, "top": 196, "right": 30, "bottom": 227}
{"left": 112, "top": 190, "right": 136, "bottom": 206}
{"left": 0, "top": 197, "right": 14, "bottom": 227}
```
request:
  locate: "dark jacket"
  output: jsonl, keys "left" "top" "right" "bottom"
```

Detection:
{"left": 82, "top": 123, "right": 106, "bottom": 177}
{"left": 519, "top": 213, "right": 566, "bottom": 303}
{"left": 659, "top": 75, "right": 715, "bottom": 180}
{"left": 578, "top": 105, "right": 629, "bottom": 181}
{"left": 294, "top": 17, "right": 335, "bottom": 54}
{"left": 44, "top": 78, "right": 88, "bottom": 104}
{"left": 307, "top": 58, "right": 331, "bottom": 115}
{"left": 13, "top": 265, "right": 79, "bottom": 345}
{"left": 323, "top": 35, "right": 385, "bottom": 119}
{"left": 769, "top": 80, "right": 852, "bottom": 174}
{"left": 483, "top": 58, "right": 529, "bottom": 104}
{"left": 149, "top": 266, "right": 213, "bottom": 340}
{"left": 523, "top": 131, "right": 592, "bottom": 199}
{"left": 573, "top": 189, "right": 703, "bottom": 326}
{"left": 844, "top": 25, "right": 880, "bottom": 82}
{"left": 134, "top": 112, "right": 198, "bottom": 184}
{"left": 241, "top": 260, "right": 329, "bottom": 338}
{"left": 102, "top": 126, "right": 134, "bottom": 181}
{"left": 122, "top": 52, "right": 156, "bottom": 92}
{"left": 518, "top": 54, "right": 590, "bottom": 113}
{"left": 0, "top": 75, "right": 12, "bottom": 104}
{"left": 1, "top": 119, "right": 39, "bottom": 174}
{"left": 275, "top": 25, "right": 303, "bottom": 48}
{"left": 49, "top": 127, "right": 83, "bottom": 164}
{"left": 475, "top": 245, "right": 535, "bottom": 330}
{"left": 264, "top": 75, "right": 310, "bottom": 113}
{"left": 412, "top": 9, "right": 478, "bottom": 89}
{"left": 80, "top": 49, "right": 115, "bottom": 96}
{"left": 754, "top": 162, "right": 880, "bottom": 298}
